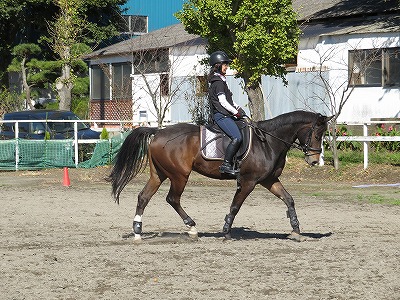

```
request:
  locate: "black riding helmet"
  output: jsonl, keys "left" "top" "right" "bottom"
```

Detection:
{"left": 209, "top": 51, "right": 233, "bottom": 66}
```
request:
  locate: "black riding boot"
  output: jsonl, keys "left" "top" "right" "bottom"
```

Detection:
{"left": 219, "top": 138, "right": 241, "bottom": 175}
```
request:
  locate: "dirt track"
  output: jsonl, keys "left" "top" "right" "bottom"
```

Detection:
{"left": 1, "top": 162, "right": 400, "bottom": 300}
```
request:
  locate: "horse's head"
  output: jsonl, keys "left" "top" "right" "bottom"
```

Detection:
{"left": 297, "top": 114, "right": 334, "bottom": 166}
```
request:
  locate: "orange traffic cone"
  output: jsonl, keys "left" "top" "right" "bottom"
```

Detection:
{"left": 63, "top": 167, "right": 71, "bottom": 187}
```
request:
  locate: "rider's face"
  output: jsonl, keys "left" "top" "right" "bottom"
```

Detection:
{"left": 221, "top": 63, "right": 229, "bottom": 74}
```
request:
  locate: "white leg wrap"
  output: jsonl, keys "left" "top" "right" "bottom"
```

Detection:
{"left": 133, "top": 214, "right": 142, "bottom": 222}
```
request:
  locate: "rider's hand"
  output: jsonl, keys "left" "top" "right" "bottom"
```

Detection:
{"left": 234, "top": 107, "right": 246, "bottom": 119}
{"left": 238, "top": 107, "right": 246, "bottom": 117}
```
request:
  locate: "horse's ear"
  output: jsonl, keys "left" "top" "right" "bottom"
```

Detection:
{"left": 317, "top": 114, "right": 335, "bottom": 125}
{"left": 326, "top": 115, "right": 335, "bottom": 122}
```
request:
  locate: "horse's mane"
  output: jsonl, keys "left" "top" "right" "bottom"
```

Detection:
{"left": 256, "top": 110, "right": 317, "bottom": 131}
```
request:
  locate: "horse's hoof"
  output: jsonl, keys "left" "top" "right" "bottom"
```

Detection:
{"left": 133, "top": 234, "right": 142, "bottom": 244}
{"left": 187, "top": 226, "right": 198, "bottom": 239}
{"left": 223, "top": 233, "right": 232, "bottom": 241}
{"left": 287, "top": 231, "right": 307, "bottom": 242}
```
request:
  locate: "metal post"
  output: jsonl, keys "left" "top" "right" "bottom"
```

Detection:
{"left": 363, "top": 123, "right": 368, "bottom": 169}
{"left": 319, "top": 140, "right": 325, "bottom": 166}
{"left": 74, "top": 121, "right": 78, "bottom": 167}
{"left": 15, "top": 121, "right": 19, "bottom": 171}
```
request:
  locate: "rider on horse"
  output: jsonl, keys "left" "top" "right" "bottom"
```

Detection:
{"left": 208, "top": 51, "right": 246, "bottom": 175}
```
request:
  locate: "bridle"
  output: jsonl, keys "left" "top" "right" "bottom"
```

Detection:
{"left": 249, "top": 115, "right": 323, "bottom": 156}
{"left": 299, "top": 118, "right": 323, "bottom": 156}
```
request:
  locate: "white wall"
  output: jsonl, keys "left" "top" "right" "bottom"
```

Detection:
{"left": 130, "top": 44, "right": 209, "bottom": 125}
{"left": 170, "top": 45, "right": 208, "bottom": 77}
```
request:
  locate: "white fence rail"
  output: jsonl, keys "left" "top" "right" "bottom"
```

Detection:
{"left": 1, "top": 119, "right": 399, "bottom": 170}
{"left": 332, "top": 121, "right": 400, "bottom": 169}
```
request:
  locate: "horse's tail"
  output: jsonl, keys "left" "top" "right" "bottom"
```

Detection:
{"left": 107, "top": 126, "right": 159, "bottom": 203}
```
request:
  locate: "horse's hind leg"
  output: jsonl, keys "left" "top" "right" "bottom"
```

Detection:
{"left": 166, "top": 177, "right": 198, "bottom": 238}
{"left": 133, "top": 168, "right": 166, "bottom": 241}
{"left": 261, "top": 179, "right": 302, "bottom": 237}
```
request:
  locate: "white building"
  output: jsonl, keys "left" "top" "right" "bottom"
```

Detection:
{"left": 85, "top": 23, "right": 208, "bottom": 126}
{"left": 265, "top": 0, "right": 400, "bottom": 122}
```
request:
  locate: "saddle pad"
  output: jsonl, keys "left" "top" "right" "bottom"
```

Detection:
{"left": 200, "top": 122, "right": 252, "bottom": 161}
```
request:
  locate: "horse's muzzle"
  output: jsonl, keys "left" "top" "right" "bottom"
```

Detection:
{"left": 305, "top": 153, "right": 320, "bottom": 166}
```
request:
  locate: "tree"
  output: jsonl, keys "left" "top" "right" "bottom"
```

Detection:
{"left": 7, "top": 43, "right": 41, "bottom": 110}
{"left": 176, "top": 0, "right": 300, "bottom": 121}
{"left": 0, "top": 90, "right": 24, "bottom": 116}
{"left": 184, "top": 75, "right": 210, "bottom": 125}
{"left": 0, "top": 0, "right": 126, "bottom": 89}
{"left": 48, "top": 0, "right": 88, "bottom": 111}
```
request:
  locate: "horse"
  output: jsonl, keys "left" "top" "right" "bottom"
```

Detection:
{"left": 108, "top": 110, "right": 333, "bottom": 241}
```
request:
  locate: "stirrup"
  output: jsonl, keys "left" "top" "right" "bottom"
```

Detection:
{"left": 219, "top": 162, "right": 239, "bottom": 175}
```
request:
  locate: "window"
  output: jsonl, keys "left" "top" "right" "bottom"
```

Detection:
{"left": 349, "top": 49, "right": 382, "bottom": 86}
{"left": 383, "top": 48, "right": 400, "bottom": 86}
{"left": 18, "top": 122, "right": 29, "bottom": 133}
{"left": 132, "top": 49, "right": 169, "bottom": 74}
{"left": 91, "top": 65, "right": 110, "bottom": 100}
{"left": 139, "top": 110, "right": 147, "bottom": 120}
{"left": 160, "top": 73, "right": 169, "bottom": 96}
{"left": 119, "top": 15, "right": 148, "bottom": 34}
{"left": 195, "top": 76, "right": 208, "bottom": 95}
{"left": 113, "top": 63, "right": 132, "bottom": 100}
{"left": 349, "top": 47, "right": 400, "bottom": 87}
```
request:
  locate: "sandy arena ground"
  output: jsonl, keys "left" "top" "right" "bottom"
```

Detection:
{"left": 1, "top": 160, "right": 399, "bottom": 300}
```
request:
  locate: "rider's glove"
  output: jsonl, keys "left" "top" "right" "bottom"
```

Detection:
{"left": 233, "top": 107, "right": 246, "bottom": 119}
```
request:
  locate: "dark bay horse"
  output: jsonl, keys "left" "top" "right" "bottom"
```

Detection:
{"left": 108, "top": 111, "right": 332, "bottom": 241}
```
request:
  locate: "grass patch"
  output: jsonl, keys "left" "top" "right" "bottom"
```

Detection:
{"left": 355, "top": 193, "right": 400, "bottom": 205}
{"left": 288, "top": 149, "right": 400, "bottom": 166}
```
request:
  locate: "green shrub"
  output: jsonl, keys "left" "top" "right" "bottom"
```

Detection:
{"left": 327, "top": 125, "right": 362, "bottom": 151}
{"left": 0, "top": 89, "right": 24, "bottom": 114}
{"left": 371, "top": 124, "right": 400, "bottom": 152}
{"left": 100, "top": 127, "right": 109, "bottom": 140}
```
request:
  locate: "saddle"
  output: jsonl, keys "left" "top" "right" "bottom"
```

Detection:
{"left": 200, "top": 118, "right": 252, "bottom": 161}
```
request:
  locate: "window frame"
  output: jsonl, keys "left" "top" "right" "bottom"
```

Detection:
{"left": 91, "top": 65, "right": 110, "bottom": 100}
{"left": 383, "top": 48, "right": 400, "bottom": 87}
{"left": 112, "top": 62, "right": 132, "bottom": 100}
{"left": 348, "top": 47, "right": 400, "bottom": 88}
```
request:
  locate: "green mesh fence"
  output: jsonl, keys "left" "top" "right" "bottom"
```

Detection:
{"left": 0, "top": 139, "right": 75, "bottom": 170}
{"left": 78, "top": 131, "right": 131, "bottom": 168}
{"left": 0, "top": 140, "right": 16, "bottom": 169}
{"left": 0, "top": 131, "right": 131, "bottom": 171}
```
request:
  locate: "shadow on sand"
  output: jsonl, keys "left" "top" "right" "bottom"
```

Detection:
{"left": 199, "top": 227, "right": 333, "bottom": 240}
{"left": 122, "top": 227, "right": 332, "bottom": 243}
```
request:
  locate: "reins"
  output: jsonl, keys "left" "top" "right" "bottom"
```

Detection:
{"left": 247, "top": 116, "right": 323, "bottom": 156}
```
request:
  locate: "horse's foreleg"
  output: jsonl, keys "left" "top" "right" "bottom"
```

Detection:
{"left": 166, "top": 178, "right": 198, "bottom": 238}
{"left": 261, "top": 179, "right": 300, "bottom": 234}
{"left": 223, "top": 181, "right": 256, "bottom": 239}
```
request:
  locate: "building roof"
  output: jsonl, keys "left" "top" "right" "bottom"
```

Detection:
{"left": 293, "top": 0, "right": 400, "bottom": 38}
{"left": 293, "top": 0, "right": 400, "bottom": 22}
{"left": 300, "top": 15, "right": 400, "bottom": 38}
{"left": 86, "top": 0, "right": 400, "bottom": 59}
{"left": 85, "top": 23, "right": 206, "bottom": 59}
